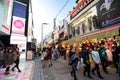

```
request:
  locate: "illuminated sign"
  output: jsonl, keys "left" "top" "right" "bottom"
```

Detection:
{"left": 12, "top": 16, "right": 26, "bottom": 35}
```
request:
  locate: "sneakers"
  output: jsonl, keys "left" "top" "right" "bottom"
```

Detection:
{"left": 91, "top": 71, "right": 95, "bottom": 75}
{"left": 70, "top": 71, "right": 73, "bottom": 76}
{"left": 98, "top": 76, "right": 104, "bottom": 79}
{"left": 4, "top": 71, "right": 10, "bottom": 75}
{"left": 88, "top": 75, "right": 93, "bottom": 79}
{"left": 18, "top": 70, "right": 21, "bottom": 72}
{"left": 104, "top": 71, "right": 108, "bottom": 74}
{"left": 12, "top": 68, "right": 14, "bottom": 71}
{"left": 83, "top": 71, "right": 86, "bottom": 77}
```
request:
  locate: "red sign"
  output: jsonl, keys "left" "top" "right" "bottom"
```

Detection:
{"left": 2, "top": 25, "right": 9, "bottom": 31}
{"left": 70, "top": 0, "right": 94, "bottom": 18}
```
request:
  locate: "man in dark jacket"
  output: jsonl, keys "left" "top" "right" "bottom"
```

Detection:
{"left": 112, "top": 42, "right": 119, "bottom": 73}
{"left": 81, "top": 45, "right": 92, "bottom": 79}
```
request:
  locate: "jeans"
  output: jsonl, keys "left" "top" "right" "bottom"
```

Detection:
{"left": 83, "top": 63, "right": 91, "bottom": 76}
{"left": 0, "top": 60, "right": 2, "bottom": 67}
{"left": 71, "top": 61, "right": 78, "bottom": 80}
{"left": 101, "top": 59, "right": 108, "bottom": 73}
{"left": 12, "top": 59, "right": 20, "bottom": 71}
{"left": 91, "top": 64, "right": 102, "bottom": 77}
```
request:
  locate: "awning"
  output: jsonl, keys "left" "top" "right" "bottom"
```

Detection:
{"left": 63, "top": 23, "right": 120, "bottom": 44}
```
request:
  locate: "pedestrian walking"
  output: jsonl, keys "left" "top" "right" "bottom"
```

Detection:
{"left": 47, "top": 47, "right": 53, "bottom": 67}
{"left": 41, "top": 47, "right": 47, "bottom": 68}
{"left": 4, "top": 48, "right": 10, "bottom": 74}
{"left": 52, "top": 46, "right": 58, "bottom": 61}
{"left": 11, "top": 47, "right": 21, "bottom": 72}
{"left": 81, "top": 45, "right": 92, "bottom": 79}
{"left": 105, "top": 46, "right": 113, "bottom": 62}
{"left": 91, "top": 46, "right": 104, "bottom": 79}
{"left": 69, "top": 47, "right": 79, "bottom": 80}
{"left": 112, "top": 42, "right": 119, "bottom": 73}
{"left": 98, "top": 43, "right": 108, "bottom": 74}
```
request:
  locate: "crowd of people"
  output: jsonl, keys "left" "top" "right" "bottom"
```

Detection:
{"left": 41, "top": 40, "right": 120, "bottom": 80}
{"left": 0, "top": 46, "right": 21, "bottom": 74}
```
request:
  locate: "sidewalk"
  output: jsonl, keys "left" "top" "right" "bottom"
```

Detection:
{"left": 31, "top": 57, "right": 44, "bottom": 80}
{"left": 0, "top": 61, "right": 34, "bottom": 80}
{"left": 50, "top": 57, "right": 120, "bottom": 80}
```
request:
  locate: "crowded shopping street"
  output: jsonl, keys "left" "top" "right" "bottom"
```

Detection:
{"left": 0, "top": 0, "right": 120, "bottom": 80}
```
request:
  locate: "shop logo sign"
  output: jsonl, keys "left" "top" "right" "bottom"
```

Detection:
{"left": 14, "top": 20, "right": 24, "bottom": 29}
{"left": 100, "top": 0, "right": 114, "bottom": 11}
{"left": 6, "top": 0, "right": 11, "bottom": 4}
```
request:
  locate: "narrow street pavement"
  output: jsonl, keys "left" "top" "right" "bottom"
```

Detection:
{"left": 42, "top": 57, "right": 120, "bottom": 80}
{"left": 0, "top": 61, "right": 34, "bottom": 80}
{"left": 31, "top": 56, "right": 44, "bottom": 80}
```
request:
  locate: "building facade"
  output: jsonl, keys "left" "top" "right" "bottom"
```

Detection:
{"left": 63, "top": 0, "right": 120, "bottom": 45}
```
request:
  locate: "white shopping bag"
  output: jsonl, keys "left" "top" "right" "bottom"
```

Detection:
{"left": 77, "top": 61, "right": 80, "bottom": 70}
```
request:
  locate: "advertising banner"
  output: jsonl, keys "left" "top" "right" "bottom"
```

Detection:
{"left": 13, "top": 1, "right": 27, "bottom": 18}
{"left": 27, "top": 51, "right": 33, "bottom": 60}
{"left": 12, "top": 16, "right": 26, "bottom": 35}
{"left": 10, "top": 35, "right": 26, "bottom": 44}
{"left": 96, "top": 0, "right": 120, "bottom": 27}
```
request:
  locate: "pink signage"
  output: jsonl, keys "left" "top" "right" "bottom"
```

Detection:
{"left": 6, "top": 0, "right": 11, "bottom": 4}
{"left": 14, "top": 20, "right": 24, "bottom": 28}
{"left": 12, "top": 16, "right": 26, "bottom": 35}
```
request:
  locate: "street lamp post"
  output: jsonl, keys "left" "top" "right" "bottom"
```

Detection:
{"left": 41, "top": 23, "right": 49, "bottom": 52}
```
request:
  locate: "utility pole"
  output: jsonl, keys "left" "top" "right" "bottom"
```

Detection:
{"left": 41, "top": 23, "right": 49, "bottom": 52}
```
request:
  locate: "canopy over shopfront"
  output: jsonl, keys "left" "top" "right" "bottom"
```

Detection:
{"left": 63, "top": 24, "right": 120, "bottom": 45}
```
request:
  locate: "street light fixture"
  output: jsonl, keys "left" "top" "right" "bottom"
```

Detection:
{"left": 41, "top": 23, "right": 49, "bottom": 52}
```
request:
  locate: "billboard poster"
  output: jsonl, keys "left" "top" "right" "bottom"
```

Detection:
{"left": 13, "top": 1, "right": 27, "bottom": 18}
{"left": 12, "top": 16, "right": 26, "bottom": 35}
{"left": 96, "top": 0, "right": 120, "bottom": 28}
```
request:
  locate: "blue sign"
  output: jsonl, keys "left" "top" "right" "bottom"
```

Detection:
{"left": 13, "top": 1, "right": 26, "bottom": 18}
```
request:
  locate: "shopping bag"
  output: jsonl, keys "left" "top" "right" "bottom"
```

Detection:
{"left": 89, "top": 54, "right": 93, "bottom": 63}
{"left": 80, "top": 58, "right": 85, "bottom": 66}
{"left": 77, "top": 61, "right": 80, "bottom": 70}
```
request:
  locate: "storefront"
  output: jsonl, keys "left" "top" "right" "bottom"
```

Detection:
{"left": 63, "top": 24, "right": 120, "bottom": 45}
{"left": 63, "top": 0, "right": 120, "bottom": 48}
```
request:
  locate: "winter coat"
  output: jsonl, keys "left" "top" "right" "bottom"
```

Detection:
{"left": 91, "top": 51, "right": 101, "bottom": 64}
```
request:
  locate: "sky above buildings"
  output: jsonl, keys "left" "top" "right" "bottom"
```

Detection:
{"left": 31, "top": 0, "right": 76, "bottom": 43}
